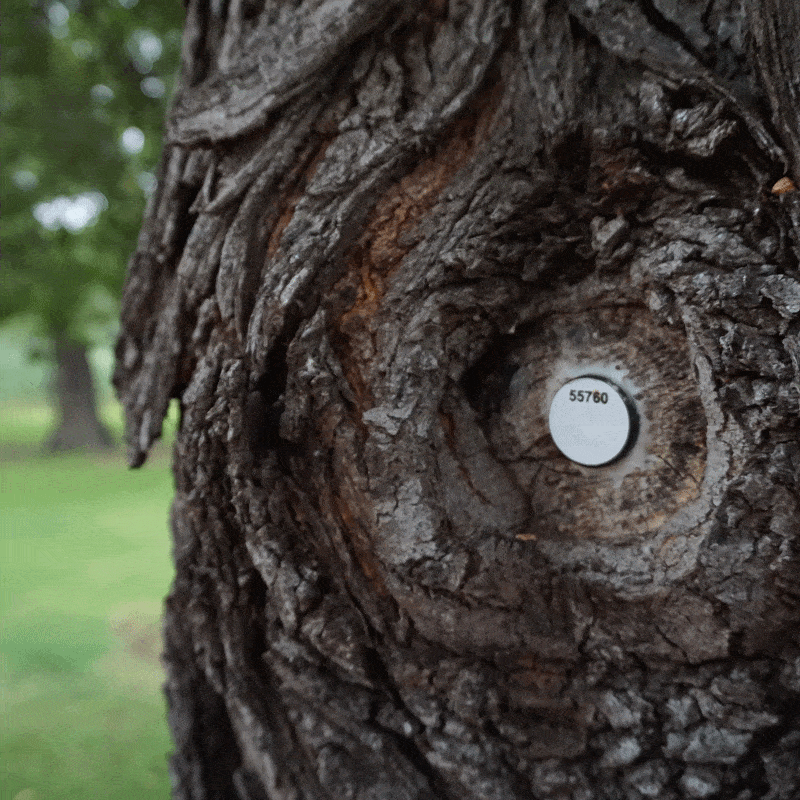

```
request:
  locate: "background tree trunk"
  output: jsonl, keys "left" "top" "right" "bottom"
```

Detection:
{"left": 115, "top": 1, "right": 800, "bottom": 798}
{"left": 47, "top": 336, "right": 112, "bottom": 452}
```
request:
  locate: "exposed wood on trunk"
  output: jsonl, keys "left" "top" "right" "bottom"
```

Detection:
{"left": 116, "top": 1, "right": 800, "bottom": 797}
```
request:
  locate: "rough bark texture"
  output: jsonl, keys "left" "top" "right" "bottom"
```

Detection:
{"left": 115, "top": 1, "right": 800, "bottom": 798}
{"left": 48, "top": 337, "right": 112, "bottom": 451}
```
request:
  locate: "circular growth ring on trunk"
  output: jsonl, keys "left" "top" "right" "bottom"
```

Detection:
{"left": 481, "top": 298, "right": 707, "bottom": 543}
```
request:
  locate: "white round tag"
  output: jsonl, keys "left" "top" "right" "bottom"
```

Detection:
{"left": 548, "top": 376, "right": 636, "bottom": 466}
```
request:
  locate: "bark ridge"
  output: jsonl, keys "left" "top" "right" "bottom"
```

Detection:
{"left": 115, "top": 1, "right": 800, "bottom": 798}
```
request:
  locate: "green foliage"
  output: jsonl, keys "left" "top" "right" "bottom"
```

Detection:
{"left": 1, "top": 0, "right": 184, "bottom": 350}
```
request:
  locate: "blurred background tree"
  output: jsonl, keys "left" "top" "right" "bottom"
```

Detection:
{"left": 1, "top": 0, "right": 183, "bottom": 449}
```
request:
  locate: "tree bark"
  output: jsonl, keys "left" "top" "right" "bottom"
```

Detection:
{"left": 47, "top": 336, "right": 112, "bottom": 452}
{"left": 115, "top": 1, "right": 800, "bottom": 798}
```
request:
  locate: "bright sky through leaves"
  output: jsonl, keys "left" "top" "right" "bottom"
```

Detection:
{"left": 141, "top": 76, "right": 165, "bottom": 98}
{"left": 120, "top": 126, "right": 145, "bottom": 155}
{"left": 1, "top": 0, "right": 184, "bottom": 342}
{"left": 47, "top": 1, "right": 69, "bottom": 26}
{"left": 33, "top": 191, "right": 108, "bottom": 232}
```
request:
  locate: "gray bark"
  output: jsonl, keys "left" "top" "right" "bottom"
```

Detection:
{"left": 115, "top": 1, "right": 800, "bottom": 798}
{"left": 47, "top": 337, "right": 112, "bottom": 452}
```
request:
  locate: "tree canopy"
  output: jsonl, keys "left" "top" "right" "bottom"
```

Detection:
{"left": 1, "top": 0, "right": 184, "bottom": 350}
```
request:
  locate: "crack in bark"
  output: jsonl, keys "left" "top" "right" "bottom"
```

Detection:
{"left": 117, "top": 1, "right": 800, "bottom": 797}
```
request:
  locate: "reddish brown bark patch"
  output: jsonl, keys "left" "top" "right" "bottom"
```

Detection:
{"left": 266, "top": 139, "right": 334, "bottom": 260}
{"left": 324, "top": 90, "right": 505, "bottom": 594}
{"left": 334, "top": 83, "right": 505, "bottom": 395}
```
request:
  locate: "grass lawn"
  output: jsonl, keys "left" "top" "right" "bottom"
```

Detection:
{"left": 1, "top": 401, "right": 177, "bottom": 799}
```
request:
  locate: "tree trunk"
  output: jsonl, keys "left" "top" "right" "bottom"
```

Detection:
{"left": 114, "top": 1, "right": 800, "bottom": 798}
{"left": 47, "top": 336, "right": 112, "bottom": 452}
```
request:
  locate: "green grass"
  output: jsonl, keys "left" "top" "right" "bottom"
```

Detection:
{"left": 1, "top": 402, "right": 176, "bottom": 799}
